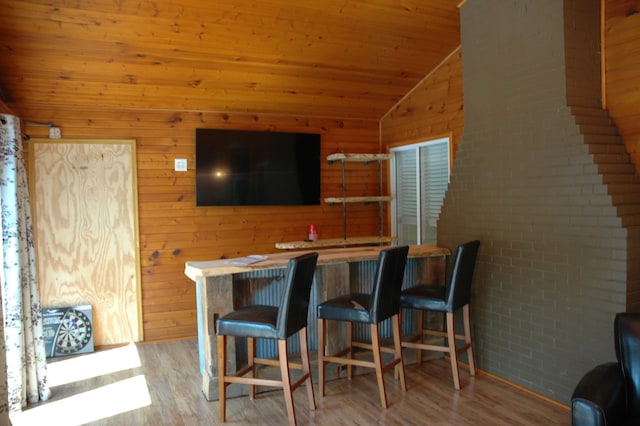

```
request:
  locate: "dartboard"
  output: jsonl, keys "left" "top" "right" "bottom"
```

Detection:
{"left": 54, "top": 308, "right": 93, "bottom": 354}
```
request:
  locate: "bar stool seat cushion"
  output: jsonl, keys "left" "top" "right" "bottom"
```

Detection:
{"left": 217, "top": 305, "right": 280, "bottom": 339}
{"left": 316, "top": 293, "right": 372, "bottom": 324}
{"left": 400, "top": 285, "right": 447, "bottom": 312}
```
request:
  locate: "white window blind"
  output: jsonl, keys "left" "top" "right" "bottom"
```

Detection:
{"left": 392, "top": 138, "right": 450, "bottom": 245}
{"left": 395, "top": 149, "right": 418, "bottom": 245}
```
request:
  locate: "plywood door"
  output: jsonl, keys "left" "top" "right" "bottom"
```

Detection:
{"left": 31, "top": 139, "right": 141, "bottom": 346}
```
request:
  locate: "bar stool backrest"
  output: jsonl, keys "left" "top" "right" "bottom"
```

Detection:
{"left": 445, "top": 240, "right": 480, "bottom": 312}
{"left": 369, "top": 245, "right": 410, "bottom": 324}
{"left": 276, "top": 252, "right": 319, "bottom": 339}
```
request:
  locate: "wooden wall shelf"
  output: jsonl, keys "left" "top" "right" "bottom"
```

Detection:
{"left": 276, "top": 152, "right": 395, "bottom": 250}
{"left": 324, "top": 196, "right": 393, "bottom": 204}
{"left": 325, "top": 152, "right": 393, "bottom": 245}
{"left": 327, "top": 153, "right": 393, "bottom": 163}
{"left": 275, "top": 236, "right": 397, "bottom": 250}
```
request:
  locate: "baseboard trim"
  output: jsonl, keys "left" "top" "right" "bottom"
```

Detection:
{"left": 475, "top": 368, "right": 570, "bottom": 411}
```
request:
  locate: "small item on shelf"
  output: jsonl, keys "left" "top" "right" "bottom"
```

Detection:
{"left": 308, "top": 224, "right": 318, "bottom": 241}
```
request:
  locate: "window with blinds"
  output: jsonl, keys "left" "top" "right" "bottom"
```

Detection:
{"left": 391, "top": 138, "right": 450, "bottom": 245}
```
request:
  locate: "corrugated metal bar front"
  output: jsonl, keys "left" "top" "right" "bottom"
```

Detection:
{"left": 229, "top": 257, "right": 424, "bottom": 360}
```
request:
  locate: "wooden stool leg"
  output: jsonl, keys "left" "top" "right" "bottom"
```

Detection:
{"left": 446, "top": 312, "right": 461, "bottom": 390}
{"left": 217, "top": 334, "right": 227, "bottom": 422}
{"left": 317, "top": 318, "right": 325, "bottom": 397}
{"left": 347, "top": 322, "right": 353, "bottom": 379}
{"left": 278, "top": 339, "right": 296, "bottom": 426}
{"left": 392, "top": 314, "right": 407, "bottom": 392}
{"left": 463, "top": 304, "right": 476, "bottom": 376}
{"left": 370, "top": 323, "right": 388, "bottom": 408}
{"left": 248, "top": 337, "right": 256, "bottom": 399}
{"left": 417, "top": 310, "right": 424, "bottom": 363}
{"left": 299, "top": 327, "right": 316, "bottom": 410}
{"left": 394, "top": 311, "right": 402, "bottom": 380}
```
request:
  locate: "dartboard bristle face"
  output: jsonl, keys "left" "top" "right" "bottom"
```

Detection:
{"left": 54, "top": 309, "right": 93, "bottom": 355}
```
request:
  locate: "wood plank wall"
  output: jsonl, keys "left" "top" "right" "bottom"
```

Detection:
{"left": 380, "top": 48, "right": 464, "bottom": 156}
{"left": 380, "top": 7, "right": 640, "bottom": 176}
{"left": 10, "top": 0, "right": 637, "bottom": 345}
{"left": 0, "top": 100, "right": 14, "bottom": 115}
{"left": 605, "top": 0, "right": 640, "bottom": 173}
{"left": 19, "top": 108, "right": 380, "bottom": 342}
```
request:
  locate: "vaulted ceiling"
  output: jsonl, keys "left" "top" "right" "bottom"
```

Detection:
{"left": 0, "top": 0, "right": 461, "bottom": 120}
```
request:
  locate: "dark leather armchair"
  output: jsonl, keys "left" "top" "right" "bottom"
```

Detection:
{"left": 571, "top": 312, "right": 640, "bottom": 426}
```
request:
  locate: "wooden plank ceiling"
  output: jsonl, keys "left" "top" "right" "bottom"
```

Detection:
{"left": 0, "top": 0, "right": 461, "bottom": 119}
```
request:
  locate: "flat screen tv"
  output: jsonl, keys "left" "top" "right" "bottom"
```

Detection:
{"left": 195, "top": 128, "right": 321, "bottom": 206}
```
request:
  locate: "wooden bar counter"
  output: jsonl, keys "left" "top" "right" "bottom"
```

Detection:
{"left": 185, "top": 244, "right": 450, "bottom": 401}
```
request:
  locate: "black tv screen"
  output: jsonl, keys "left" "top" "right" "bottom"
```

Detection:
{"left": 195, "top": 129, "right": 321, "bottom": 206}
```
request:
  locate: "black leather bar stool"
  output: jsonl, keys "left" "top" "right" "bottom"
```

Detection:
{"left": 399, "top": 240, "right": 480, "bottom": 390}
{"left": 317, "top": 245, "right": 409, "bottom": 408}
{"left": 216, "top": 252, "right": 318, "bottom": 426}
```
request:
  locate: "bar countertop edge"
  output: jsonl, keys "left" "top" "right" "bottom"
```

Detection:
{"left": 184, "top": 244, "right": 450, "bottom": 281}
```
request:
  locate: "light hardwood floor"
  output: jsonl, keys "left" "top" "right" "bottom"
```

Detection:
{"left": 11, "top": 338, "right": 570, "bottom": 425}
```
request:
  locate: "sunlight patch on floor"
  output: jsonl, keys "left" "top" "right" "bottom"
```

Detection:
{"left": 10, "top": 375, "right": 151, "bottom": 426}
{"left": 47, "top": 342, "right": 141, "bottom": 387}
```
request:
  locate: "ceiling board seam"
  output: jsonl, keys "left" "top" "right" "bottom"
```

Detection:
{"left": 381, "top": 45, "right": 462, "bottom": 122}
